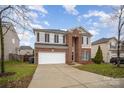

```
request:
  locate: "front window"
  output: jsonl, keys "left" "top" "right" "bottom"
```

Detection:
{"left": 110, "top": 42, "right": 116, "bottom": 49}
{"left": 82, "top": 50, "right": 90, "bottom": 61}
{"left": 12, "top": 38, "right": 15, "bottom": 44}
{"left": 72, "top": 52, "right": 74, "bottom": 61}
{"left": 63, "top": 35, "right": 65, "bottom": 43}
{"left": 45, "top": 33, "right": 49, "bottom": 42}
{"left": 54, "top": 34, "right": 59, "bottom": 43}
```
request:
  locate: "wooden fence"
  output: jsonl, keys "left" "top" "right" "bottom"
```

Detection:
{"left": 9, "top": 53, "right": 33, "bottom": 62}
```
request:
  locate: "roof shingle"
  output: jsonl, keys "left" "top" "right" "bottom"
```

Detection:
{"left": 92, "top": 37, "right": 117, "bottom": 45}
{"left": 20, "top": 46, "right": 33, "bottom": 50}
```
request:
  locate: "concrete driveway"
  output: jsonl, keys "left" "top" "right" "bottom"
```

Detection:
{"left": 29, "top": 64, "right": 124, "bottom": 88}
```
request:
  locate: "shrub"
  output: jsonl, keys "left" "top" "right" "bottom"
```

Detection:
{"left": 94, "top": 46, "right": 103, "bottom": 64}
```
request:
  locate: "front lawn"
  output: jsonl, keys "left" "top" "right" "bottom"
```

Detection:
{"left": 0, "top": 61, "right": 37, "bottom": 88}
{"left": 75, "top": 63, "right": 124, "bottom": 78}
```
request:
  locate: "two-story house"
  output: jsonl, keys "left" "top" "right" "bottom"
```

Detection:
{"left": 0, "top": 22, "right": 20, "bottom": 60}
{"left": 34, "top": 27, "right": 92, "bottom": 64}
{"left": 19, "top": 46, "right": 33, "bottom": 56}
{"left": 91, "top": 37, "right": 124, "bottom": 63}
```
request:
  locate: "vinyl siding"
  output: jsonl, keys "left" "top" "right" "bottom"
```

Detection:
{"left": 91, "top": 43, "right": 109, "bottom": 62}
{"left": 91, "top": 38, "right": 124, "bottom": 63}
{"left": 36, "top": 32, "right": 65, "bottom": 44}
{"left": 0, "top": 26, "right": 19, "bottom": 60}
{"left": 82, "top": 36, "right": 91, "bottom": 48}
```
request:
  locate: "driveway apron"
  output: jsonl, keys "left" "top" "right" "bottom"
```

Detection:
{"left": 29, "top": 64, "right": 124, "bottom": 88}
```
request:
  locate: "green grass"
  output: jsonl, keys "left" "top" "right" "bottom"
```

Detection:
{"left": 0, "top": 61, "right": 37, "bottom": 87}
{"left": 75, "top": 63, "right": 124, "bottom": 78}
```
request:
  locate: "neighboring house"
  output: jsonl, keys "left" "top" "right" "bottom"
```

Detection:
{"left": 19, "top": 46, "right": 33, "bottom": 55}
{"left": 0, "top": 23, "right": 19, "bottom": 60}
{"left": 91, "top": 37, "right": 124, "bottom": 63}
{"left": 34, "top": 27, "right": 92, "bottom": 64}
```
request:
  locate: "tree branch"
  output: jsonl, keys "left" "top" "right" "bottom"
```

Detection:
{"left": 120, "top": 21, "right": 124, "bottom": 30}
{"left": 2, "top": 24, "right": 11, "bottom": 36}
{"left": 0, "top": 5, "right": 12, "bottom": 15}
{"left": 2, "top": 16, "right": 29, "bottom": 30}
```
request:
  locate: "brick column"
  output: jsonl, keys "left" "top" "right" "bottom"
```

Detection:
{"left": 77, "top": 34, "right": 82, "bottom": 63}
{"left": 66, "top": 32, "right": 72, "bottom": 64}
{"left": 34, "top": 46, "right": 38, "bottom": 64}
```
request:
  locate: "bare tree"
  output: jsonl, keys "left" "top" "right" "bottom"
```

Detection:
{"left": 112, "top": 5, "right": 124, "bottom": 67}
{"left": 117, "top": 6, "right": 124, "bottom": 67}
{"left": 0, "top": 5, "right": 31, "bottom": 73}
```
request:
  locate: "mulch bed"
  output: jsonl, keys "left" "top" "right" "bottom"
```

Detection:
{"left": 0, "top": 75, "right": 33, "bottom": 88}
{"left": 0, "top": 72, "right": 15, "bottom": 77}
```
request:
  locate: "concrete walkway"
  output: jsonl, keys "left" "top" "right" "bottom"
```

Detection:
{"left": 29, "top": 64, "right": 124, "bottom": 88}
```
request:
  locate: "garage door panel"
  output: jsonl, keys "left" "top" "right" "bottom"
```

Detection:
{"left": 38, "top": 52, "right": 65, "bottom": 64}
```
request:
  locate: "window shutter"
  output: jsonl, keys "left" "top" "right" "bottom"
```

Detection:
{"left": 82, "top": 37, "right": 83, "bottom": 44}
{"left": 63, "top": 35, "right": 65, "bottom": 43}
{"left": 37, "top": 32, "right": 39, "bottom": 42}
{"left": 87, "top": 37, "right": 88, "bottom": 44}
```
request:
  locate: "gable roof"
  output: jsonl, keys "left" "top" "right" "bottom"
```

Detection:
{"left": 2, "top": 22, "right": 20, "bottom": 40}
{"left": 20, "top": 46, "right": 33, "bottom": 50}
{"left": 92, "top": 37, "right": 117, "bottom": 45}
{"left": 77, "top": 27, "right": 92, "bottom": 36}
{"left": 68, "top": 27, "right": 92, "bottom": 35}
{"left": 33, "top": 29, "right": 67, "bottom": 34}
{"left": 33, "top": 26, "right": 92, "bottom": 37}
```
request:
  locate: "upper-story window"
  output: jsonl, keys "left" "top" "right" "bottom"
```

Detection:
{"left": 45, "top": 33, "right": 49, "bottom": 42}
{"left": 63, "top": 35, "right": 65, "bottom": 43}
{"left": 86, "top": 37, "right": 89, "bottom": 45}
{"left": 12, "top": 38, "right": 15, "bottom": 44}
{"left": 110, "top": 42, "right": 112, "bottom": 48}
{"left": 110, "top": 42, "right": 116, "bottom": 49}
{"left": 82, "top": 37, "right": 83, "bottom": 44}
{"left": 37, "top": 32, "right": 39, "bottom": 42}
{"left": 54, "top": 34, "right": 59, "bottom": 43}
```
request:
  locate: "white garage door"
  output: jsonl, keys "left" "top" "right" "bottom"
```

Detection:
{"left": 38, "top": 52, "right": 65, "bottom": 64}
